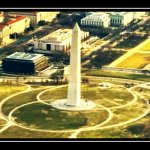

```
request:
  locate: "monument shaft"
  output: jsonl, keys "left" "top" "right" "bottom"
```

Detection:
{"left": 67, "top": 24, "right": 81, "bottom": 106}
{"left": 51, "top": 23, "right": 96, "bottom": 110}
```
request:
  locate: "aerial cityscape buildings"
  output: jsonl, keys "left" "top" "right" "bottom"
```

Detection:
{"left": 34, "top": 28, "right": 89, "bottom": 52}
{"left": 2, "top": 52, "right": 49, "bottom": 74}
{"left": 7, "top": 12, "right": 59, "bottom": 25}
{"left": 0, "top": 11, "right": 149, "bottom": 139}
{"left": 0, "top": 14, "right": 30, "bottom": 44}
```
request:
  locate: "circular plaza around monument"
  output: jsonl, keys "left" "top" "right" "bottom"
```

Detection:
{"left": 51, "top": 99, "right": 96, "bottom": 111}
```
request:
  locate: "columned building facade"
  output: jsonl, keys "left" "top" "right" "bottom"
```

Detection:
{"left": 81, "top": 13, "right": 110, "bottom": 28}
{"left": 110, "top": 12, "right": 134, "bottom": 26}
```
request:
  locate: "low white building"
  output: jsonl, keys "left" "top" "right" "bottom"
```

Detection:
{"left": 110, "top": 12, "right": 134, "bottom": 26}
{"left": 81, "top": 12, "right": 110, "bottom": 28}
{"left": 0, "top": 14, "right": 30, "bottom": 44}
{"left": 7, "top": 12, "right": 59, "bottom": 25}
{"left": 34, "top": 28, "right": 89, "bottom": 52}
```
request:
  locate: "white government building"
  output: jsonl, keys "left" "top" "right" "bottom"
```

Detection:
{"left": 34, "top": 28, "right": 89, "bottom": 52}
{"left": 109, "top": 12, "right": 134, "bottom": 26}
{"left": 81, "top": 12, "right": 110, "bottom": 28}
{"left": 81, "top": 12, "right": 147, "bottom": 28}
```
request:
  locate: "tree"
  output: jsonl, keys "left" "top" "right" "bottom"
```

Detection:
{"left": 127, "top": 124, "right": 145, "bottom": 135}
{"left": 82, "top": 77, "right": 89, "bottom": 84}
{"left": 86, "top": 49, "right": 124, "bottom": 69}
{"left": 24, "top": 25, "right": 34, "bottom": 33}
{"left": 49, "top": 70, "right": 64, "bottom": 84}
{"left": 38, "top": 20, "right": 46, "bottom": 26}
{"left": 141, "top": 69, "right": 150, "bottom": 75}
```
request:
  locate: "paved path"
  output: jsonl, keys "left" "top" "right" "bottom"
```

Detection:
{"left": 0, "top": 84, "right": 50, "bottom": 133}
{"left": 0, "top": 78, "right": 149, "bottom": 137}
{"left": 0, "top": 123, "right": 13, "bottom": 133}
{"left": 0, "top": 84, "right": 31, "bottom": 133}
{"left": 0, "top": 84, "right": 31, "bottom": 122}
{"left": 69, "top": 82, "right": 150, "bottom": 138}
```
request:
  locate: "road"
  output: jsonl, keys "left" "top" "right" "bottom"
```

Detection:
{"left": 82, "top": 15, "right": 150, "bottom": 62}
{"left": 0, "top": 25, "right": 59, "bottom": 59}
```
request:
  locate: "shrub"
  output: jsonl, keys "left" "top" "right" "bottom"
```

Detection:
{"left": 127, "top": 124, "right": 145, "bottom": 134}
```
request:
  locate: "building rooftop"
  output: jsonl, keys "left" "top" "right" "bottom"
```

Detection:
{"left": 110, "top": 12, "right": 130, "bottom": 16}
{"left": 41, "top": 29, "right": 72, "bottom": 42}
{"left": 7, "top": 16, "right": 27, "bottom": 25}
{"left": 6, "top": 52, "right": 44, "bottom": 61}
{"left": 82, "top": 12, "right": 110, "bottom": 21}
{"left": 8, "top": 11, "right": 59, "bottom": 16}
{"left": 0, "top": 15, "right": 27, "bottom": 29}
{"left": 39, "top": 28, "right": 87, "bottom": 43}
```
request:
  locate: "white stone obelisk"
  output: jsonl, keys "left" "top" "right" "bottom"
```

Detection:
{"left": 66, "top": 23, "right": 81, "bottom": 106}
{"left": 51, "top": 23, "right": 96, "bottom": 110}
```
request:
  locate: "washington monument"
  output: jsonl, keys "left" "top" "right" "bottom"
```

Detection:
{"left": 51, "top": 23, "right": 95, "bottom": 110}
{"left": 66, "top": 23, "right": 81, "bottom": 106}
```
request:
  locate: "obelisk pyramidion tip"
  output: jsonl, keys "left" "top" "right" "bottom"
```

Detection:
{"left": 73, "top": 23, "right": 80, "bottom": 32}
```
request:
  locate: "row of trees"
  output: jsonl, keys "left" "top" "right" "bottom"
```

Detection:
{"left": 81, "top": 26, "right": 110, "bottom": 38}
{"left": 24, "top": 25, "right": 35, "bottom": 33}
{"left": 82, "top": 49, "right": 124, "bottom": 69}
{"left": 56, "top": 12, "right": 86, "bottom": 27}
{"left": 48, "top": 51, "right": 70, "bottom": 65}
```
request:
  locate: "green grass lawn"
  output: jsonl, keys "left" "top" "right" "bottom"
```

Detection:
{"left": 116, "top": 53, "right": 150, "bottom": 69}
{"left": 2, "top": 87, "right": 49, "bottom": 116}
{"left": 40, "top": 86, "right": 68, "bottom": 101}
{"left": 82, "top": 70, "right": 150, "bottom": 82}
{"left": 0, "top": 83, "right": 27, "bottom": 102}
{"left": 0, "top": 80, "right": 149, "bottom": 138}
{"left": 0, "top": 126, "right": 72, "bottom": 138}
{"left": 40, "top": 85, "right": 133, "bottom": 108}
{"left": 12, "top": 103, "right": 108, "bottom": 130}
{"left": 0, "top": 119, "right": 7, "bottom": 127}
{"left": 0, "top": 83, "right": 27, "bottom": 129}
{"left": 133, "top": 87, "right": 150, "bottom": 99}
{"left": 78, "top": 99, "right": 149, "bottom": 138}
{"left": 78, "top": 127, "right": 133, "bottom": 138}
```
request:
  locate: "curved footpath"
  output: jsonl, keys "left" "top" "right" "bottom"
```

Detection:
{"left": 0, "top": 76, "right": 149, "bottom": 138}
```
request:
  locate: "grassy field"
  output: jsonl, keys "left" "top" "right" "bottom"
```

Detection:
{"left": 2, "top": 87, "right": 49, "bottom": 116}
{"left": 0, "top": 126, "right": 72, "bottom": 138}
{"left": 40, "top": 86, "right": 68, "bottom": 101}
{"left": 134, "top": 87, "right": 150, "bottom": 99}
{"left": 82, "top": 70, "right": 150, "bottom": 82}
{"left": 116, "top": 53, "right": 150, "bottom": 69}
{"left": 12, "top": 103, "right": 108, "bottom": 130}
{"left": 0, "top": 78, "right": 149, "bottom": 138}
{"left": 0, "top": 119, "right": 7, "bottom": 126}
{"left": 0, "top": 83, "right": 27, "bottom": 129}
{"left": 40, "top": 85, "right": 133, "bottom": 108}
{"left": 78, "top": 127, "right": 133, "bottom": 138}
{"left": 0, "top": 83, "right": 27, "bottom": 102}
{"left": 140, "top": 42, "right": 150, "bottom": 51}
{"left": 78, "top": 99, "right": 149, "bottom": 138}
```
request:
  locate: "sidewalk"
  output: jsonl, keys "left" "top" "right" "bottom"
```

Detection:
{"left": 0, "top": 39, "right": 16, "bottom": 49}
